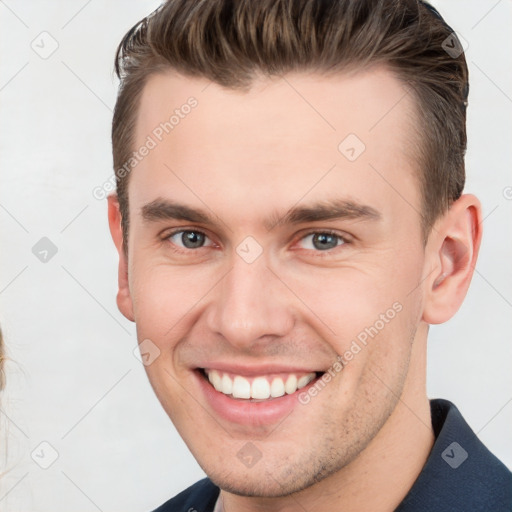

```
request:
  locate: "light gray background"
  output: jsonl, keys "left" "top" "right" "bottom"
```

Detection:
{"left": 0, "top": 1, "right": 510, "bottom": 510}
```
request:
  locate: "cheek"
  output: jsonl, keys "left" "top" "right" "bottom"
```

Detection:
{"left": 129, "top": 259, "right": 216, "bottom": 343}
{"left": 283, "top": 267, "right": 398, "bottom": 339}
{"left": 280, "top": 253, "right": 423, "bottom": 359}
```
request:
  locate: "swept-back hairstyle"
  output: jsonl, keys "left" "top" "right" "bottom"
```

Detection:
{"left": 113, "top": 0, "right": 468, "bottom": 249}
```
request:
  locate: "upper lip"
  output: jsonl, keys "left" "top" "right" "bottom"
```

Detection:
{"left": 196, "top": 363, "right": 325, "bottom": 376}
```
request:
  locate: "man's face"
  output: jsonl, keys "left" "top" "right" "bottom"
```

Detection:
{"left": 116, "top": 68, "right": 430, "bottom": 495}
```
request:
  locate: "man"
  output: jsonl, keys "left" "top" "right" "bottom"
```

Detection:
{"left": 107, "top": 0, "right": 512, "bottom": 510}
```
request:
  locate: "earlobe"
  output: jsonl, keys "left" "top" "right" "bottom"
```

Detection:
{"left": 422, "top": 195, "right": 482, "bottom": 325}
{"left": 107, "top": 194, "right": 135, "bottom": 322}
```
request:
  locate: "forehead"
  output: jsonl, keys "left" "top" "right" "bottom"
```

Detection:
{"left": 135, "top": 66, "right": 416, "bottom": 152}
{"left": 130, "top": 67, "right": 419, "bottom": 227}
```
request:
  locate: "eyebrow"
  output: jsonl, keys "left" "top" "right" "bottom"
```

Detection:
{"left": 141, "top": 197, "right": 381, "bottom": 230}
{"left": 267, "top": 199, "right": 381, "bottom": 230}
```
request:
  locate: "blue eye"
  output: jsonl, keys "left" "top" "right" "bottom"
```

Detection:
{"left": 299, "top": 232, "right": 345, "bottom": 251}
{"left": 164, "top": 230, "right": 346, "bottom": 253}
{"left": 168, "top": 230, "right": 213, "bottom": 249}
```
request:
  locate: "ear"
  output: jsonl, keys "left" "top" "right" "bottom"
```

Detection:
{"left": 107, "top": 194, "right": 135, "bottom": 322}
{"left": 422, "top": 194, "right": 482, "bottom": 324}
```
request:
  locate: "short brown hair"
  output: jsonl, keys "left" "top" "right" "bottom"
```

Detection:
{"left": 112, "top": 0, "right": 468, "bottom": 250}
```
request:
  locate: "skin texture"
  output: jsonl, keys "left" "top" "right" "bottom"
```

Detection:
{"left": 108, "top": 67, "right": 482, "bottom": 512}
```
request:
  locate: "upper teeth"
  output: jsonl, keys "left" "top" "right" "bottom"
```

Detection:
{"left": 205, "top": 370, "right": 316, "bottom": 399}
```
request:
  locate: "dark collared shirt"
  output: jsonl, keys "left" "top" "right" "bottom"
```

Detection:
{"left": 153, "top": 399, "right": 512, "bottom": 511}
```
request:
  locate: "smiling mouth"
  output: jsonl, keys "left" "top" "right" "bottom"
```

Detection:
{"left": 199, "top": 368, "right": 323, "bottom": 401}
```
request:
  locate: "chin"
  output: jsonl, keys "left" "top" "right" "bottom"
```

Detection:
{"left": 209, "top": 471, "right": 306, "bottom": 498}
{"left": 202, "top": 451, "right": 351, "bottom": 499}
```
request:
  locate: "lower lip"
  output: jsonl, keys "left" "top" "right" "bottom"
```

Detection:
{"left": 195, "top": 370, "right": 319, "bottom": 427}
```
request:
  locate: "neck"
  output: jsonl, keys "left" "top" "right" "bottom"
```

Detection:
{"left": 219, "top": 329, "right": 434, "bottom": 512}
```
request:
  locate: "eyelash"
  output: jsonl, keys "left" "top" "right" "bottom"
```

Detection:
{"left": 162, "top": 228, "right": 350, "bottom": 256}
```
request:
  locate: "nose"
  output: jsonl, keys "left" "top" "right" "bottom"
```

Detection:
{"left": 205, "top": 255, "right": 295, "bottom": 351}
